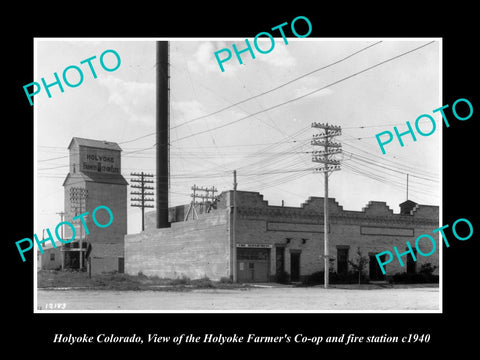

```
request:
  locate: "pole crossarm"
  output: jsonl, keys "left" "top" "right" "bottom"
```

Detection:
{"left": 312, "top": 148, "right": 343, "bottom": 156}
{"left": 311, "top": 157, "right": 341, "bottom": 165}
{"left": 311, "top": 122, "right": 342, "bottom": 130}
{"left": 311, "top": 139, "right": 342, "bottom": 147}
{"left": 131, "top": 172, "right": 154, "bottom": 177}
{"left": 313, "top": 165, "right": 341, "bottom": 172}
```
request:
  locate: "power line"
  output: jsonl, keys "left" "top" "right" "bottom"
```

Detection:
{"left": 343, "top": 150, "right": 438, "bottom": 183}
{"left": 173, "top": 41, "right": 436, "bottom": 143}
{"left": 342, "top": 162, "right": 438, "bottom": 201}
{"left": 341, "top": 135, "right": 439, "bottom": 179}
{"left": 36, "top": 122, "right": 415, "bottom": 164}
{"left": 172, "top": 41, "right": 383, "bottom": 130}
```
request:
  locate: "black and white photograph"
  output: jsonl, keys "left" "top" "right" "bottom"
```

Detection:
{"left": 33, "top": 38, "right": 442, "bottom": 312}
{"left": 6, "top": 7, "right": 478, "bottom": 355}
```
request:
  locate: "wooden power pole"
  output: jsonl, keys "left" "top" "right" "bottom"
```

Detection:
{"left": 311, "top": 123, "right": 342, "bottom": 289}
{"left": 131, "top": 172, "right": 155, "bottom": 231}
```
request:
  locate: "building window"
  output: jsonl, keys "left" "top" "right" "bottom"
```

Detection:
{"left": 337, "top": 246, "right": 349, "bottom": 274}
{"left": 50, "top": 253, "right": 55, "bottom": 261}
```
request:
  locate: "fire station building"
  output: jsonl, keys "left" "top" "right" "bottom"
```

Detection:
{"left": 125, "top": 191, "right": 439, "bottom": 282}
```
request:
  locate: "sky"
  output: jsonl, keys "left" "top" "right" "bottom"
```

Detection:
{"left": 34, "top": 38, "right": 441, "bottom": 235}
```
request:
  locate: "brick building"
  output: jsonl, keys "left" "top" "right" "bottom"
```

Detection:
{"left": 125, "top": 190, "right": 439, "bottom": 282}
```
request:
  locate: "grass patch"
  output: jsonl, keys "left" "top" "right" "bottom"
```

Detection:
{"left": 37, "top": 270, "right": 249, "bottom": 291}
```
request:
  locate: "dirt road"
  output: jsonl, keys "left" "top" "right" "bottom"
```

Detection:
{"left": 37, "top": 286, "right": 439, "bottom": 312}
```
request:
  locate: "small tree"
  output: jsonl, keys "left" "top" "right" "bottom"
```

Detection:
{"left": 348, "top": 247, "right": 369, "bottom": 284}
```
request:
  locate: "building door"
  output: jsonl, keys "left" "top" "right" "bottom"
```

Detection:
{"left": 276, "top": 246, "right": 285, "bottom": 274}
{"left": 369, "top": 254, "right": 386, "bottom": 281}
{"left": 118, "top": 257, "right": 124, "bottom": 273}
{"left": 65, "top": 251, "right": 79, "bottom": 269}
{"left": 406, "top": 249, "right": 417, "bottom": 275}
{"left": 290, "top": 252, "right": 301, "bottom": 282}
{"left": 337, "top": 247, "right": 349, "bottom": 274}
{"left": 237, "top": 248, "right": 270, "bottom": 282}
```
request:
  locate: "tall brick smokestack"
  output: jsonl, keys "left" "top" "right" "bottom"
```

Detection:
{"left": 156, "top": 41, "right": 170, "bottom": 228}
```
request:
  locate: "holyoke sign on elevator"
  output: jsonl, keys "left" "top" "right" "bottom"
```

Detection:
{"left": 82, "top": 150, "right": 120, "bottom": 174}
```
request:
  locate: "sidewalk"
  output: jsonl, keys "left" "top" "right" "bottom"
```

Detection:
{"left": 249, "top": 282, "right": 439, "bottom": 290}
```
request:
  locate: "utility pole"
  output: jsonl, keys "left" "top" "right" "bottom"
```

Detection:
{"left": 232, "top": 170, "right": 237, "bottom": 283}
{"left": 56, "top": 212, "right": 65, "bottom": 238}
{"left": 86, "top": 243, "right": 92, "bottom": 279}
{"left": 406, "top": 173, "right": 409, "bottom": 200}
{"left": 130, "top": 172, "right": 155, "bottom": 231}
{"left": 184, "top": 185, "right": 217, "bottom": 221}
{"left": 56, "top": 211, "right": 65, "bottom": 270}
{"left": 311, "top": 123, "right": 342, "bottom": 289}
{"left": 70, "top": 187, "right": 88, "bottom": 271}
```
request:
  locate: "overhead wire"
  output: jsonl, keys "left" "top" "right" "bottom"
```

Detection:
{"left": 173, "top": 41, "right": 436, "bottom": 143}
{"left": 37, "top": 41, "right": 439, "bottom": 207}
{"left": 172, "top": 41, "right": 384, "bottom": 130}
{"left": 38, "top": 42, "right": 433, "bottom": 165}
{"left": 341, "top": 133, "right": 439, "bottom": 179}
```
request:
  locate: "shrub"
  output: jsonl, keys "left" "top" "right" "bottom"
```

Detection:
{"left": 192, "top": 275, "right": 215, "bottom": 288}
{"left": 391, "top": 272, "right": 424, "bottom": 284}
{"left": 304, "top": 271, "right": 324, "bottom": 285}
{"left": 171, "top": 275, "right": 191, "bottom": 285}
{"left": 275, "top": 271, "right": 290, "bottom": 284}
{"left": 419, "top": 263, "right": 437, "bottom": 276}
{"left": 419, "top": 263, "right": 439, "bottom": 283}
{"left": 219, "top": 276, "right": 233, "bottom": 284}
{"left": 390, "top": 264, "right": 439, "bottom": 284}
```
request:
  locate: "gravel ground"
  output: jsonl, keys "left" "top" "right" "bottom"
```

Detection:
{"left": 37, "top": 286, "right": 440, "bottom": 312}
